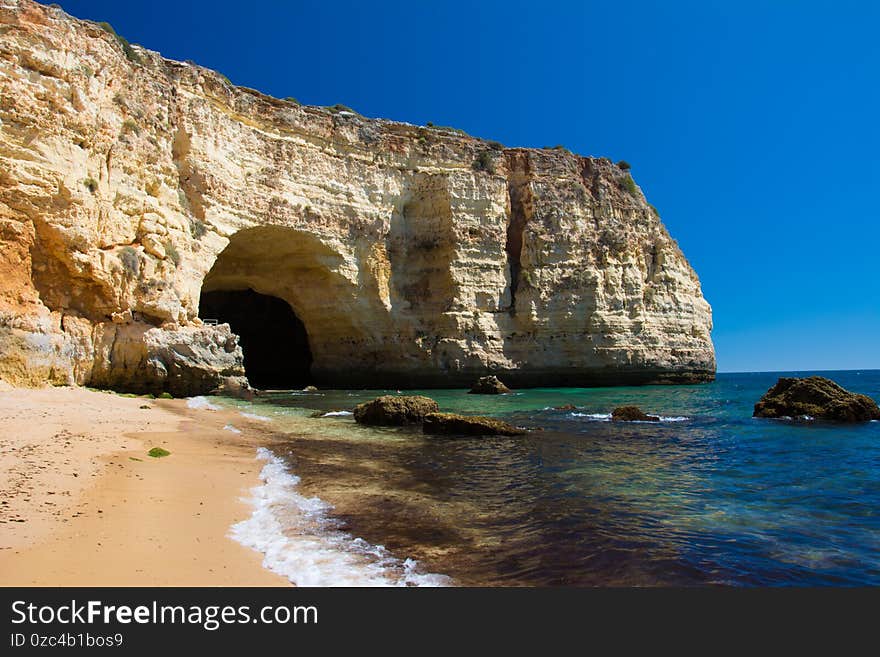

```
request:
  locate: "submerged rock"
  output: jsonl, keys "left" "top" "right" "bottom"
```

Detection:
{"left": 753, "top": 376, "right": 880, "bottom": 422}
{"left": 611, "top": 406, "right": 660, "bottom": 422}
{"left": 469, "top": 376, "right": 512, "bottom": 395}
{"left": 353, "top": 395, "right": 439, "bottom": 425}
{"left": 423, "top": 412, "right": 525, "bottom": 436}
{"left": 309, "top": 409, "right": 349, "bottom": 418}
{"left": 553, "top": 404, "right": 577, "bottom": 411}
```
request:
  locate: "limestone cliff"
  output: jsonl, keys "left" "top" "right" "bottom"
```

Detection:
{"left": 0, "top": 0, "right": 715, "bottom": 393}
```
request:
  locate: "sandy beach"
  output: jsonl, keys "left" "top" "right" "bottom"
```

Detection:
{"left": 0, "top": 385, "right": 288, "bottom": 586}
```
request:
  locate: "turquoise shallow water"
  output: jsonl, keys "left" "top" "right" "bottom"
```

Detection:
{"left": 236, "top": 370, "right": 880, "bottom": 586}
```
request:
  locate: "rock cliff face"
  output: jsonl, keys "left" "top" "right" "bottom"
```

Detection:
{"left": 0, "top": 0, "right": 715, "bottom": 393}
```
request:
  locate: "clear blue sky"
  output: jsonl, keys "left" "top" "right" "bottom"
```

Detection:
{"left": 50, "top": 0, "right": 879, "bottom": 372}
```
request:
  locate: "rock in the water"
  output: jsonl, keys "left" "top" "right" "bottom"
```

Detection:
{"left": 611, "top": 406, "right": 660, "bottom": 422}
{"left": 214, "top": 376, "right": 255, "bottom": 400}
{"left": 302, "top": 386, "right": 319, "bottom": 392}
{"left": 753, "top": 376, "right": 880, "bottom": 422}
{"left": 553, "top": 404, "right": 577, "bottom": 411}
{"left": 423, "top": 412, "right": 525, "bottom": 436}
{"left": 353, "top": 395, "right": 439, "bottom": 425}
{"left": 469, "top": 376, "right": 512, "bottom": 394}
{"left": 309, "top": 409, "right": 348, "bottom": 418}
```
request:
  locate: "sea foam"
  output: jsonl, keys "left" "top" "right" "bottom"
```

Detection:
{"left": 230, "top": 448, "right": 451, "bottom": 587}
{"left": 570, "top": 412, "right": 689, "bottom": 423}
{"left": 570, "top": 412, "right": 612, "bottom": 420}
{"left": 241, "top": 412, "right": 271, "bottom": 422}
{"left": 186, "top": 396, "right": 221, "bottom": 411}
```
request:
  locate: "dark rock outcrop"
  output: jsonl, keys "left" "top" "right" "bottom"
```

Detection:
{"left": 423, "top": 412, "right": 525, "bottom": 436}
{"left": 468, "top": 376, "right": 511, "bottom": 394}
{"left": 611, "top": 406, "right": 660, "bottom": 422}
{"left": 753, "top": 376, "right": 880, "bottom": 422}
{"left": 353, "top": 395, "right": 440, "bottom": 425}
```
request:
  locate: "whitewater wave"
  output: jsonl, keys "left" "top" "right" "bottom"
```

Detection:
{"left": 570, "top": 412, "right": 689, "bottom": 423}
{"left": 187, "top": 396, "right": 221, "bottom": 411}
{"left": 571, "top": 412, "right": 612, "bottom": 420}
{"left": 321, "top": 410, "right": 354, "bottom": 417}
{"left": 230, "top": 448, "right": 451, "bottom": 587}
{"left": 241, "top": 412, "right": 271, "bottom": 422}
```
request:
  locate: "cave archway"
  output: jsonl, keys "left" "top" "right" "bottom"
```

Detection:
{"left": 198, "top": 225, "right": 378, "bottom": 389}
{"left": 199, "top": 288, "right": 312, "bottom": 389}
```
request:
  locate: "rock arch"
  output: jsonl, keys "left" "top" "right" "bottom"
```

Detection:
{"left": 199, "top": 225, "right": 376, "bottom": 388}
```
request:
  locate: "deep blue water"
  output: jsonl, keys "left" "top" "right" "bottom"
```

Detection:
{"left": 245, "top": 370, "right": 880, "bottom": 586}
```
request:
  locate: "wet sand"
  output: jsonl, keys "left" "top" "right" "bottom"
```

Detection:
{"left": 0, "top": 386, "right": 289, "bottom": 586}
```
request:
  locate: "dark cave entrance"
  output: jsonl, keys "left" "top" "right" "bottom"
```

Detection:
{"left": 199, "top": 289, "right": 313, "bottom": 389}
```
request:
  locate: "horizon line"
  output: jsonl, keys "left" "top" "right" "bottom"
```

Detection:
{"left": 717, "top": 367, "right": 880, "bottom": 375}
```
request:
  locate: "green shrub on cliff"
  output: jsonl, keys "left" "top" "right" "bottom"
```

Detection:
{"left": 97, "top": 21, "right": 143, "bottom": 65}
{"left": 164, "top": 241, "right": 181, "bottom": 267}
{"left": 119, "top": 246, "right": 140, "bottom": 277}
{"left": 120, "top": 119, "right": 140, "bottom": 137}
{"left": 617, "top": 160, "right": 632, "bottom": 170}
{"left": 429, "top": 125, "right": 468, "bottom": 136}
{"left": 473, "top": 150, "right": 496, "bottom": 174}
{"left": 82, "top": 177, "right": 98, "bottom": 193}
{"left": 148, "top": 447, "right": 170, "bottom": 458}
{"left": 620, "top": 174, "right": 639, "bottom": 197}
{"left": 189, "top": 218, "right": 208, "bottom": 239}
{"left": 329, "top": 104, "right": 358, "bottom": 115}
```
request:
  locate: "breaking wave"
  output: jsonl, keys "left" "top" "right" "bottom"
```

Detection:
{"left": 241, "top": 412, "right": 272, "bottom": 422}
{"left": 230, "top": 448, "right": 451, "bottom": 587}
{"left": 186, "top": 396, "right": 221, "bottom": 411}
{"left": 569, "top": 412, "right": 689, "bottom": 423}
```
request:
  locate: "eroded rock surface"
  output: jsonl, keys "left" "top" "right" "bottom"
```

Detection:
{"left": 753, "top": 377, "right": 880, "bottom": 423}
{"left": 423, "top": 412, "right": 525, "bottom": 436}
{"left": 353, "top": 395, "right": 440, "bottom": 426}
{"left": 611, "top": 406, "right": 660, "bottom": 422}
{"left": 469, "top": 375, "right": 511, "bottom": 394}
{"left": 0, "top": 0, "right": 715, "bottom": 393}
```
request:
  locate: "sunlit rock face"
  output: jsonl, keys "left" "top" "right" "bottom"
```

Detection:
{"left": 0, "top": 0, "right": 715, "bottom": 393}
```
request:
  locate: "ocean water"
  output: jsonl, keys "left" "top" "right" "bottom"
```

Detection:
{"left": 217, "top": 370, "right": 880, "bottom": 586}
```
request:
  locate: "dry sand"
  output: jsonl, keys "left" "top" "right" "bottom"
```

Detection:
{"left": 0, "top": 385, "right": 289, "bottom": 586}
